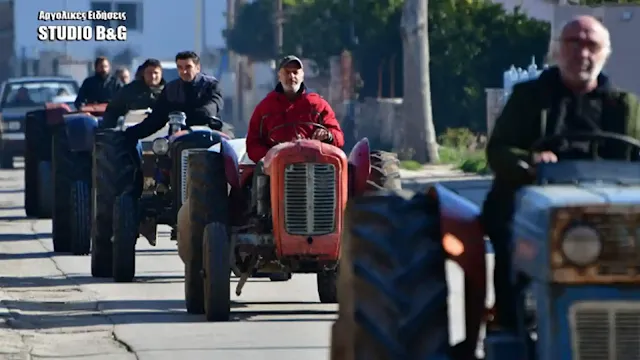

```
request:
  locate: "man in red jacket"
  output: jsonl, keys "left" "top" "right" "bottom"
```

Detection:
{"left": 245, "top": 55, "right": 344, "bottom": 162}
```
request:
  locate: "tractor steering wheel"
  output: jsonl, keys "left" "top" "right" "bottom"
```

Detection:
{"left": 266, "top": 122, "right": 329, "bottom": 145}
{"left": 531, "top": 132, "right": 640, "bottom": 161}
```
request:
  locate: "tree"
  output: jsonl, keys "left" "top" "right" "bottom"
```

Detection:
{"left": 226, "top": 0, "right": 550, "bottom": 135}
{"left": 401, "top": 0, "right": 438, "bottom": 163}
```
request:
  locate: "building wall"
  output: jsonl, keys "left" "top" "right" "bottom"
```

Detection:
{"left": 14, "top": 0, "right": 226, "bottom": 61}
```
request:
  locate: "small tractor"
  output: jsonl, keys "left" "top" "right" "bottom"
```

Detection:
{"left": 23, "top": 103, "right": 106, "bottom": 254}
{"left": 331, "top": 132, "right": 640, "bottom": 360}
{"left": 91, "top": 111, "right": 233, "bottom": 282}
{"left": 178, "top": 121, "right": 401, "bottom": 321}
{"left": 23, "top": 103, "right": 101, "bottom": 219}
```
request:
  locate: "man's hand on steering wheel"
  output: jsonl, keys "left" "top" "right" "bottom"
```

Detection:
{"left": 532, "top": 151, "right": 558, "bottom": 164}
{"left": 312, "top": 128, "right": 332, "bottom": 142}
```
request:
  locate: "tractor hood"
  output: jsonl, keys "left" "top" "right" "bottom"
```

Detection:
{"left": 520, "top": 184, "right": 640, "bottom": 208}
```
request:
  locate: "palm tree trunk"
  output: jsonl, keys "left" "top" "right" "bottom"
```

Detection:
{"left": 401, "top": 0, "right": 439, "bottom": 163}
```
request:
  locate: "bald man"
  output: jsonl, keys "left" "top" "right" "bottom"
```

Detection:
{"left": 483, "top": 16, "right": 640, "bottom": 330}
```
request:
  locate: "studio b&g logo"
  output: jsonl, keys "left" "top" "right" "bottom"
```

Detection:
{"left": 36, "top": 10, "right": 128, "bottom": 42}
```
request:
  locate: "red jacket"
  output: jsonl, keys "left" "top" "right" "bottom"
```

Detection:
{"left": 246, "top": 84, "right": 345, "bottom": 162}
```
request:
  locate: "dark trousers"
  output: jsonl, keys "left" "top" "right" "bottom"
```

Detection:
{"left": 481, "top": 186, "right": 521, "bottom": 331}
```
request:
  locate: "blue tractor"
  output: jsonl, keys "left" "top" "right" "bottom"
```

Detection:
{"left": 91, "top": 111, "right": 232, "bottom": 283}
{"left": 332, "top": 132, "right": 640, "bottom": 360}
{"left": 47, "top": 104, "right": 106, "bottom": 255}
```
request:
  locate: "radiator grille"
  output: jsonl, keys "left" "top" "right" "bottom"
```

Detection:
{"left": 180, "top": 149, "right": 198, "bottom": 204}
{"left": 571, "top": 302, "right": 640, "bottom": 360}
{"left": 284, "top": 163, "right": 336, "bottom": 235}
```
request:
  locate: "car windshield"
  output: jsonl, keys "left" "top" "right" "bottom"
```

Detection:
{"left": 162, "top": 68, "right": 179, "bottom": 82}
{"left": 1, "top": 81, "right": 79, "bottom": 108}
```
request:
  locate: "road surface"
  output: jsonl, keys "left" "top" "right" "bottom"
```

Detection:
{"left": 0, "top": 163, "right": 493, "bottom": 360}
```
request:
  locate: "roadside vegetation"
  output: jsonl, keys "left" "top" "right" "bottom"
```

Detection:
{"left": 399, "top": 128, "right": 490, "bottom": 174}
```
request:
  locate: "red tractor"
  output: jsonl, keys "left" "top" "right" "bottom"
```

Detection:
{"left": 178, "top": 124, "right": 401, "bottom": 321}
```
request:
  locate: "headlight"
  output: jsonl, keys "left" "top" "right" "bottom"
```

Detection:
{"left": 152, "top": 138, "right": 169, "bottom": 155}
{"left": 561, "top": 225, "right": 602, "bottom": 266}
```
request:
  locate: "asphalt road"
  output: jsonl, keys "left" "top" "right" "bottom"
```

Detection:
{"left": 0, "top": 163, "right": 494, "bottom": 360}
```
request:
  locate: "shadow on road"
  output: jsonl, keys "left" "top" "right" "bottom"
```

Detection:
{"left": 0, "top": 274, "right": 185, "bottom": 288}
{"left": 0, "top": 189, "right": 23, "bottom": 194}
{"left": 1, "top": 298, "right": 334, "bottom": 327}
{"left": 0, "top": 232, "right": 50, "bottom": 242}
{"left": 0, "top": 215, "right": 30, "bottom": 221}
{"left": 0, "top": 251, "right": 57, "bottom": 260}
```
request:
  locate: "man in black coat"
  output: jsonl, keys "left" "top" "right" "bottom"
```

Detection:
{"left": 124, "top": 51, "right": 223, "bottom": 141}
{"left": 102, "top": 58, "right": 166, "bottom": 128}
{"left": 74, "top": 56, "right": 123, "bottom": 108}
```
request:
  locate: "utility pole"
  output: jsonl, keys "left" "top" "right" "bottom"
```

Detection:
{"left": 274, "top": 0, "right": 284, "bottom": 83}
{"left": 400, "top": 0, "right": 439, "bottom": 163}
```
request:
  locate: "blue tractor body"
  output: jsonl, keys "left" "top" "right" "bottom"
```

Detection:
{"left": 486, "top": 159, "right": 640, "bottom": 360}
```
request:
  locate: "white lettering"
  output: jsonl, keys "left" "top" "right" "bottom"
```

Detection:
{"left": 36, "top": 26, "right": 93, "bottom": 41}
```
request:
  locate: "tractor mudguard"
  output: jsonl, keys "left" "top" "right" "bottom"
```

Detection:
{"left": 208, "top": 138, "right": 240, "bottom": 189}
{"left": 347, "top": 138, "right": 371, "bottom": 197}
{"left": 427, "top": 183, "right": 486, "bottom": 358}
{"left": 64, "top": 114, "right": 99, "bottom": 152}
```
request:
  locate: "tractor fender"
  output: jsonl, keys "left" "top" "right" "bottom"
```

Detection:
{"left": 208, "top": 138, "right": 240, "bottom": 189}
{"left": 64, "top": 114, "right": 99, "bottom": 152}
{"left": 427, "top": 184, "right": 486, "bottom": 358}
{"left": 347, "top": 138, "right": 371, "bottom": 197}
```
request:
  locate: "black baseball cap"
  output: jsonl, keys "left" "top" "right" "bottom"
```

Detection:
{"left": 278, "top": 55, "right": 303, "bottom": 69}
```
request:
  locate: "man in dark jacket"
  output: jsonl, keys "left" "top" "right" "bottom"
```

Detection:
{"left": 102, "top": 59, "right": 165, "bottom": 128}
{"left": 484, "top": 16, "right": 640, "bottom": 331}
{"left": 74, "top": 56, "right": 123, "bottom": 108}
{"left": 124, "top": 51, "right": 223, "bottom": 141}
{"left": 245, "top": 55, "right": 344, "bottom": 162}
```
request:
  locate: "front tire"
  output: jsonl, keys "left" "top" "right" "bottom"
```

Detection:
{"left": 69, "top": 181, "right": 91, "bottom": 255}
{"left": 112, "top": 194, "right": 138, "bottom": 283}
{"left": 203, "top": 222, "right": 231, "bottom": 321}
{"left": 185, "top": 150, "right": 229, "bottom": 316}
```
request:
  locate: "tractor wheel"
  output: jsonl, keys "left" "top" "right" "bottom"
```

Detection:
{"left": 332, "top": 191, "right": 450, "bottom": 360}
{"left": 69, "top": 181, "right": 91, "bottom": 255}
{"left": 52, "top": 126, "right": 93, "bottom": 254}
{"left": 36, "top": 161, "right": 53, "bottom": 218}
{"left": 0, "top": 152, "right": 13, "bottom": 169}
{"left": 112, "top": 193, "right": 138, "bottom": 283}
{"left": 366, "top": 150, "right": 402, "bottom": 191}
{"left": 317, "top": 267, "right": 338, "bottom": 303}
{"left": 51, "top": 127, "right": 72, "bottom": 253}
{"left": 185, "top": 150, "right": 229, "bottom": 315}
{"left": 203, "top": 222, "right": 231, "bottom": 322}
{"left": 321, "top": 150, "right": 402, "bottom": 305}
{"left": 92, "top": 130, "right": 138, "bottom": 278}
{"left": 24, "top": 111, "right": 53, "bottom": 218}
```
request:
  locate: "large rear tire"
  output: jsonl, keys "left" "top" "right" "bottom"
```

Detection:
{"left": 320, "top": 151, "right": 402, "bottom": 304}
{"left": 92, "top": 130, "right": 139, "bottom": 278}
{"left": 36, "top": 161, "right": 53, "bottom": 218}
{"left": 185, "top": 150, "right": 229, "bottom": 316}
{"left": 332, "top": 191, "right": 450, "bottom": 360}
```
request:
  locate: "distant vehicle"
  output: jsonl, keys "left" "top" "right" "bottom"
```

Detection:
{"left": 0, "top": 76, "right": 79, "bottom": 168}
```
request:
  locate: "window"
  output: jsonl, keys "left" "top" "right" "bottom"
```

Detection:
{"left": 90, "top": 1, "right": 112, "bottom": 28}
{"left": 1, "top": 81, "right": 79, "bottom": 108}
{"left": 116, "top": 2, "right": 143, "bottom": 31}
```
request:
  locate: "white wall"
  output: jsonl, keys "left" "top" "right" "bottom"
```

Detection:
{"left": 15, "top": 0, "right": 227, "bottom": 60}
